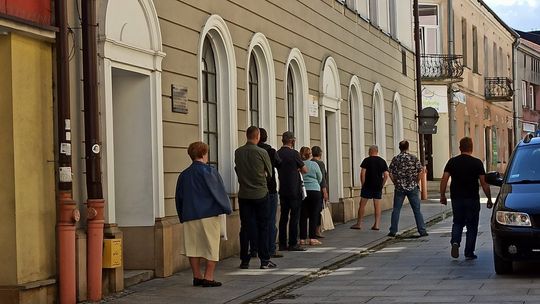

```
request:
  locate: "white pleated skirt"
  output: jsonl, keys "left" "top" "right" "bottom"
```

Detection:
{"left": 180, "top": 216, "right": 221, "bottom": 261}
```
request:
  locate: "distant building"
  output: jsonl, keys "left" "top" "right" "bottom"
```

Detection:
{"left": 514, "top": 30, "right": 540, "bottom": 140}
{"left": 419, "top": 0, "right": 517, "bottom": 179}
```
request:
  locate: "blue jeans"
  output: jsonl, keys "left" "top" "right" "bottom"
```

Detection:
{"left": 450, "top": 198, "right": 480, "bottom": 257}
{"left": 389, "top": 187, "right": 427, "bottom": 235}
{"left": 268, "top": 193, "right": 278, "bottom": 255}
{"left": 239, "top": 196, "right": 270, "bottom": 264}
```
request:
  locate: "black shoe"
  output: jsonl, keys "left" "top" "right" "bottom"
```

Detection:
{"left": 202, "top": 279, "right": 222, "bottom": 287}
{"left": 278, "top": 245, "right": 288, "bottom": 251}
{"left": 239, "top": 262, "right": 249, "bottom": 269}
{"left": 387, "top": 232, "right": 396, "bottom": 237}
{"left": 451, "top": 243, "right": 459, "bottom": 259}
{"left": 260, "top": 261, "right": 277, "bottom": 269}
{"left": 250, "top": 251, "right": 258, "bottom": 258}
{"left": 193, "top": 278, "right": 204, "bottom": 286}
{"left": 465, "top": 254, "right": 478, "bottom": 260}
{"left": 419, "top": 232, "right": 429, "bottom": 237}
{"left": 288, "top": 245, "right": 306, "bottom": 251}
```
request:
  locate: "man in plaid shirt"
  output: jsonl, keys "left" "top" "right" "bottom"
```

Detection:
{"left": 387, "top": 140, "right": 428, "bottom": 237}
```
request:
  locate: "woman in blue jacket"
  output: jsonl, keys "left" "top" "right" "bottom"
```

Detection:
{"left": 176, "top": 141, "right": 232, "bottom": 287}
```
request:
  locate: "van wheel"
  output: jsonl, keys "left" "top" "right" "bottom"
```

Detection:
{"left": 494, "top": 253, "right": 513, "bottom": 274}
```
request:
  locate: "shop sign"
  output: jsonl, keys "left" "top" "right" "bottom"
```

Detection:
{"left": 422, "top": 85, "right": 448, "bottom": 113}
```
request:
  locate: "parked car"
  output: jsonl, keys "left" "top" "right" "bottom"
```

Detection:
{"left": 486, "top": 134, "right": 540, "bottom": 274}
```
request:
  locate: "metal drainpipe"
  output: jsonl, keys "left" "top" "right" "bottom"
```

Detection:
{"left": 414, "top": 0, "right": 428, "bottom": 199}
{"left": 81, "top": 0, "right": 105, "bottom": 301}
{"left": 55, "top": 0, "right": 80, "bottom": 303}
{"left": 447, "top": 0, "right": 457, "bottom": 156}
{"left": 513, "top": 39, "right": 520, "bottom": 146}
{"left": 414, "top": 0, "right": 425, "bottom": 165}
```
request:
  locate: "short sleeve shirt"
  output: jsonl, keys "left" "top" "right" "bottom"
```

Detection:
{"left": 389, "top": 152, "right": 423, "bottom": 191}
{"left": 444, "top": 154, "right": 486, "bottom": 200}
{"left": 277, "top": 146, "right": 305, "bottom": 200}
{"left": 360, "top": 156, "right": 388, "bottom": 191}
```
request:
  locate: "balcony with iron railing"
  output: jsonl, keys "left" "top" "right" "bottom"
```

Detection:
{"left": 420, "top": 54, "right": 464, "bottom": 82}
{"left": 485, "top": 77, "right": 513, "bottom": 101}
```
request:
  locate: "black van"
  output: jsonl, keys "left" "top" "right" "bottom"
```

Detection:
{"left": 486, "top": 135, "right": 540, "bottom": 274}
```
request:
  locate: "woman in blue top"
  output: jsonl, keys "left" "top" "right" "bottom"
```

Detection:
{"left": 299, "top": 147, "right": 323, "bottom": 245}
{"left": 176, "top": 141, "right": 232, "bottom": 287}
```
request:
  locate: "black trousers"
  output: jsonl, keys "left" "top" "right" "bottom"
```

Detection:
{"left": 239, "top": 196, "right": 270, "bottom": 264}
{"left": 300, "top": 190, "right": 322, "bottom": 239}
{"left": 279, "top": 197, "right": 301, "bottom": 248}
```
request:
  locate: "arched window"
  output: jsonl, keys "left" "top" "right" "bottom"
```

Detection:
{"left": 246, "top": 33, "right": 276, "bottom": 145}
{"left": 373, "top": 83, "right": 386, "bottom": 158}
{"left": 284, "top": 48, "right": 309, "bottom": 147}
{"left": 392, "top": 92, "right": 404, "bottom": 154}
{"left": 287, "top": 68, "right": 295, "bottom": 133}
{"left": 202, "top": 38, "right": 218, "bottom": 168}
{"left": 198, "top": 15, "right": 238, "bottom": 193}
{"left": 349, "top": 76, "right": 364, "bottom": 187}
{"left": 249, "top": 55, "right": 259, "bottom": 126}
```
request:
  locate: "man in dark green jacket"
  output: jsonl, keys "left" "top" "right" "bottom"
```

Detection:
{"left": 235, "top": 126, "right": 276, "bottom": 269}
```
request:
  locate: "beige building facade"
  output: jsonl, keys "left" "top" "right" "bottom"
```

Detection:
{"left": 420, "top": 0, "right": 516, "bottom": 179}
{"left": 64, "top": 0, "right": 420, "bottom": 299}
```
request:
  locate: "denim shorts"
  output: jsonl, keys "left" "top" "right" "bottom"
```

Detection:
{"left": 360, "top": 188, "right": 382, "bottom": 200}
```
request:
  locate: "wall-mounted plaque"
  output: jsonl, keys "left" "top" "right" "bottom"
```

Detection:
{"left": 171, "top": 85, "right": 188, "bottom": 114}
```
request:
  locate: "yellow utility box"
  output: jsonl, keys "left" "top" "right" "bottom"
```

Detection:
{"left": 103, "top": 239, "right": 122, "bottom": 268}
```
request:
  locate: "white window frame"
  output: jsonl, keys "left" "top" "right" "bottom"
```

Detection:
{"left": 392, "top": 92, "right": 404, "bottom": 155}
{"left": 530, "top": 85, "right": 535, "bottom": 110}
{"left": 349, "top": 75, "right": 365, "bottom": 187}
{"left": 419, "top": 3, "right": 440, "bottom": 54}
{"left": 284, "top": 48, "right": 310, "bottom": 148}
{"left": 246, "top": 33, "right": 276, "bottom": 146}
{"left": 522, "top": 81, "right": 527, "bottom": 108}
{"left": 369, "top": 0, "right": 378, "bottom": 26}
{"left": 198, "top": 15, "right": 238, "bottom": 193}
{"left": 373, "top": 83, "right": 386, "bottom": 158}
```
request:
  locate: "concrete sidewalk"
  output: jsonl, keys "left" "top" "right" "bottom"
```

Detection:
{"left": 104, "top": 196, "right": 451, "bottom": 304}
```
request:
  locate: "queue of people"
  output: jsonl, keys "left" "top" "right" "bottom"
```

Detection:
{"left": 175, "top": 130, "right": 488, "bottom": 287}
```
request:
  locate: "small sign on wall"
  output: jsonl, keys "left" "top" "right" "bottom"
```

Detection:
{"left": 308, "top": 94, "right": 319, "bottom": 117}
{"left": 171, "top": 85, "right": 188, "bottom": 114}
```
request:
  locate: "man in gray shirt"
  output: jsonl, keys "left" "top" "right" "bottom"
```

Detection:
{"left": 235, "top": 126, "right": 276, "bottom": 269}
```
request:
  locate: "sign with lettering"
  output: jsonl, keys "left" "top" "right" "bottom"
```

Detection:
{"left": 422, "top": 85, "right": 448, "bottom": 113}
{"left": 171, "top": 85, "right": 188, "bottom": 114}
{"left": 308, "top": 95, "right": 319, "bottom": 117}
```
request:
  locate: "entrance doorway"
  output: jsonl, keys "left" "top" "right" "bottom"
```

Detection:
{"left": 323, "top": 110, "right": 341, "bottom": 202}
{"left": 484, "top": 127, "right": 491, "bottom": 171}
{"left": 111, "top": 68, "right": 154, "bottom": 227}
